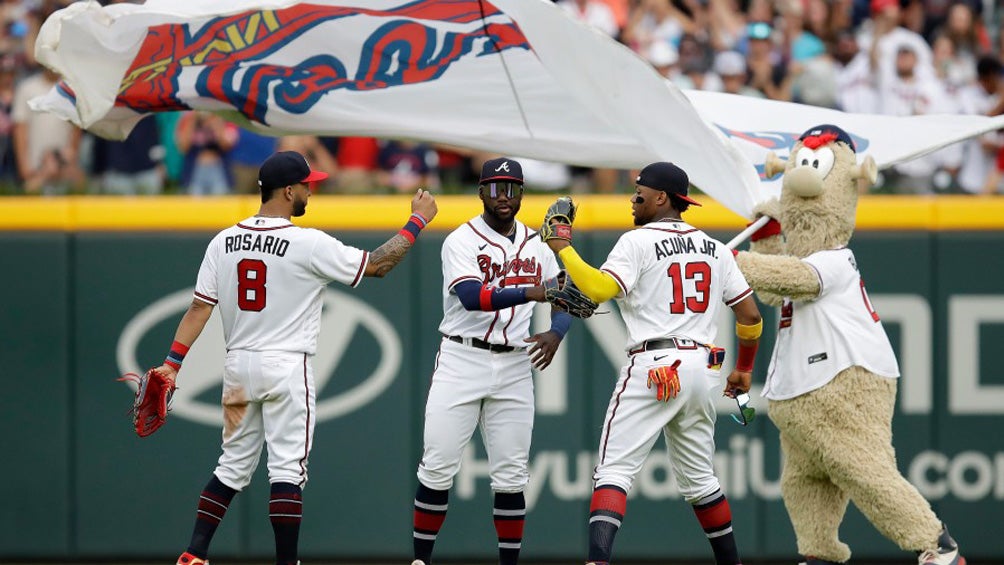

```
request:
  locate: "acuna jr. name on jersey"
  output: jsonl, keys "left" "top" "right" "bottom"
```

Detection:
{"left": 653, "top": 236, "right": 717, "bottom": 260}
{"left": 225, "top": 233, "right": 291, "bottom": 257}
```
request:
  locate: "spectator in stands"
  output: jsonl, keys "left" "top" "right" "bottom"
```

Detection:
{"left": 335, "top": 136, "right": 380, "bottom": 194}
{"left": 376, "top": 139, "right": 436, "bottom": 194}
{"left": 91, "top": 114, "right": 164, "bottom": 195}
{"left": 230, "top": 128, "right": 277, "bottom": 194}
{"left": 929, "top": 2, "right": 988, "bottom": 94}
{"left": 876, "top": 44, "right": 958, "bottom": 192}
{"left": 834, "top": 29, "right": 879, "bottom": 113}
{"left": 12, "top": 67, "right": 85, "bottom": 194}
{"left": 862, "top": 0, "right": 936, "bottom": 85}
{"left": 557, "top": 0, "right": 619, "bottom": 37}
{"left": 676, "top": 33, "right": 722, "bottom": 91}
{"left": 713, "top": 50, "right": 764, "bottom": 97}
{"left": 707, "top": 0, "right": 747, "bottom": 52}
{"left": 789, "top": 32, "right": 838, "bottom": 108}
{"left": 744, "top": 21, "right": 790, "bottom": 100}
{"left": 623, "top": 0, "right": 697, "bottom": 55}
{"left": 155, "top": 112, "right": 184, "bottom": 190}
{"left": 646, "top": 39, "right": 681, "bottom": 80}
{"left": 957, "top": 56, "right": 1004, "bottom": 194}
{"left": 175, "top": 111, "right": 238, "bottom": 196}
{"left": 276, "top": 135, "right": 337, "bottom": 192}
{"left": 0, "top": 52, "right": 17, "bottom": 190}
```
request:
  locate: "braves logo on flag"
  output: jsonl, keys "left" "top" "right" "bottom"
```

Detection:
{"left": 715, "top": 125, "right": 870, "bottom": 181}
{"left": 113, "top": 0, "right": 531, "bottom": 123}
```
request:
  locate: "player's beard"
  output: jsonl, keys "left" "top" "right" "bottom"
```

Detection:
{"left": 484, "top": 200, "right": 520, "bottom": 223}
{"left": 292, "top": 197, "right": 307, "bottom": 217}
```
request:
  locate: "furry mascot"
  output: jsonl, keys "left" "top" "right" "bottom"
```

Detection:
{"left": 734, "top": 125, "right": 964, "bottom": 565}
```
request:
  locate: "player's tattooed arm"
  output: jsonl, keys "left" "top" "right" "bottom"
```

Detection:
{"left": 363, "top": 189, "right": 437, "bottom": 278}
{"left": 364, "top": 234, "right": 412, "bottom": 278}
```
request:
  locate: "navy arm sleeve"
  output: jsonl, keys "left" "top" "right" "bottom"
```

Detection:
{"left": 454, "top": 280, "right": 530, "bottom": 311}
{"left": 549, "top": 310, "right": 573, "bottom": 338}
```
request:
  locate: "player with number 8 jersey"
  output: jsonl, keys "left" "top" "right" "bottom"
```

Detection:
{"left": 154, "top": 151, "right": 437, "bottom": 565}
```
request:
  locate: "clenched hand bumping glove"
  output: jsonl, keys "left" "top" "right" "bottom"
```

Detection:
{"left": 647, "top": 360, "right": 682, "bottom": 402}
{"left": 542, "top": 270, "right": 598, "bottom": 319}
{"left": 118, "top": 367, "right": 177, "bottom": 437}
{"left": 539, "top": 196, "right": 578, "bottom": 242}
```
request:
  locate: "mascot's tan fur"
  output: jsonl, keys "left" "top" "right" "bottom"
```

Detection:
{"left": 735, "top": 125, "right": 962, "bottom": 565}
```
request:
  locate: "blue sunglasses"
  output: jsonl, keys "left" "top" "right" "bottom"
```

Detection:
{"left": 731, "top": 393, "right": 756, "bottom": 426}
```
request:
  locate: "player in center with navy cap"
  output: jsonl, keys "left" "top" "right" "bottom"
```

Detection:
{"left": 408, "top": 156, "right": 582, "bottom": 565}
{"left": 538, "top": 161, "right": 763, "bottom": 565}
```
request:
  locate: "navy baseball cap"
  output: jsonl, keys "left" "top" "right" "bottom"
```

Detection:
{"left": 636, "top": 161, "right": 701, "bottom": 206}
{"left": 480, "top": 157, "right": 523, "bottom": 184}
{"left": 258, "top": 151, "right": 329, "bottom": 191}
{"left": 799, "top": 124, "right": 856, "bottom": 152}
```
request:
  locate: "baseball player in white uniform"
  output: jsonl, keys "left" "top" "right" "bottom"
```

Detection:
{"left": 542, "top": 162, "right": 763, "bottom": 565}
{"left": 411, "top": 158, "right": 575, "bottom": 565}
{"left": 151, "top": 151, "right": 437, "bottom": 565}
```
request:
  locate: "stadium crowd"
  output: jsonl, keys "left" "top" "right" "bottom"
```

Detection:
{"left": 3, "top": 0, "right": 1004, "bottom": 196}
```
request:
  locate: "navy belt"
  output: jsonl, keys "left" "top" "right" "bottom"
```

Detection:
{"left": 446, "top": 335, "right": 517, "bottom": 353}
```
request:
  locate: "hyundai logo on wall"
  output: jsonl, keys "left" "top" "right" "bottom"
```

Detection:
{"left": 117, "top": 288, "right": 402, "bottom": 426}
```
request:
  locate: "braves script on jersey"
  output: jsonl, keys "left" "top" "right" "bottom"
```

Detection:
{"left": 194, "top": 216, "right": 368, "bottom": 353}
{"left": 438, "top": 215, "right": 559, "bottom": 345}
{"left": 600, "top": 220, "right": 752, "bottom": 349}
{"left": 762, "top": 247, "right": 900, "bottom": 400}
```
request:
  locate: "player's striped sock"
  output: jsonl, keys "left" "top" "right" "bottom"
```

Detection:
{"left": 588, "top": 485, "right": 627, "bottom": 562}
{"left": 413, "top": 483, "right": 449, "bottom": 564}
{"left": 269, "top": 482, "right": 303, "bottom": 565}
{"left": 493, "top": 491, "right": 526, "bottom": 565}
{"left": 691, "top": 488, "right": 741, "bottom": 565}
{"left": 187, "top": 474, "right": 237, "bottom": 558}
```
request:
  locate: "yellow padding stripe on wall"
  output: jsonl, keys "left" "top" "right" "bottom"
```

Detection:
{"left": 1, "top": 194, "right": 1003, "bottom": 231}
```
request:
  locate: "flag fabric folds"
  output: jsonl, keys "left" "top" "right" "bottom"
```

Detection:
{"left": 30, "top": 0, "right": 1004, "bottom": 218}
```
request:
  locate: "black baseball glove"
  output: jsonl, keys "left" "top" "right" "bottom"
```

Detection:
{"left": 543, "top": 270, "right": 598, "bottom": 319}
{"left": 539, "top": 196, "right": 577, "bottom": 243}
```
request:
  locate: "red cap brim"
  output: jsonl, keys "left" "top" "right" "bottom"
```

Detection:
{"left": 302, "top": 170, "right": 329, "bottom": 183}
{"left": 678, "top": 194, "right": 702, "bottom": 206}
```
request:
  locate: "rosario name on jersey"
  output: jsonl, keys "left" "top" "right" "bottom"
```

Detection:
{"left": 194, "top": 216, "right": 368, "bottom": 354}
{"left": 599, "top": 220, "right": 752, "bottom": 350}
{"left": 438, "top": 215, "right": 560, "bottom": 345}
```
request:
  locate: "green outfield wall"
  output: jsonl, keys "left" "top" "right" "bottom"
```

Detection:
{"left": 1, "top": 226, "right": 1002, "bottom": 562}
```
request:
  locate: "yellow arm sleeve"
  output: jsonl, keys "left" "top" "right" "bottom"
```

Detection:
{"left": 557, "top": 246, "right": 621, "bottom": 303}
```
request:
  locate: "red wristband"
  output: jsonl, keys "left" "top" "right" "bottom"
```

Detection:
{"left": 165, "top": 340, "right": 190, "bottom": 371}
{"left": 479, "top": 285, "right": 493, "bottom": 311}
{"left": 398, "top": 215, "right": 425, "bottom": 243}
{"left": 735, "top": 341, "right": 758, "bottom": 372}
{"left": 750, "top": 218, "right": 782, "bottom": 242}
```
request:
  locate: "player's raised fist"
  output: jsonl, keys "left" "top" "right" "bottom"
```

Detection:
{"left": 411, "top": 188, "right": 438, "bottom": 223}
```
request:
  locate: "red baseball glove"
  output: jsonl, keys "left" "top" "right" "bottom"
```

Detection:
{"left": 647, "top": 359, "right": 682, "bottom": 402}
{"left": 118, "top": 367, "right": 177, "bottom": 437}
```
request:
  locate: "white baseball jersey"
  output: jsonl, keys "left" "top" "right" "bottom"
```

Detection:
{"left": 591, "top": 220, "right": 751, "bottom": 501}
{"left": 599, "top": 220, "right": 753, "bottom": 350}
{"left": 761, "top": 247, "right": 900, "bottom": 401}
{"left": 438, "top": 215, "right": 560, "bottom": 345}
{"left": 194, "top": 215, "right": 368, "bottom": 354}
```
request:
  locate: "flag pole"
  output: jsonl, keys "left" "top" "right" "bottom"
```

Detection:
{"left": 726, "top": 216, "right": 771, "bottom": 250}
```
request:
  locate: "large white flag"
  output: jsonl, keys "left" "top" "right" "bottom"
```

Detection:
{"left": 30, "top": 0, "right": 1004, "bottom": 218}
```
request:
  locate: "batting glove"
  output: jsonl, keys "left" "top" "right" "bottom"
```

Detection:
{"left": 647, "top": 360, "right": 682, "bottom": 402}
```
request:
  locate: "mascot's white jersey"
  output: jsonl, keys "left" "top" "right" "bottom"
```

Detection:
{"left": 762, "top": 247, "right": 900, "bottom": 400}
{"left": 437, "top": 215, "right": 560, "bottom": 345}
{"left": 599, "top": 220, "right": 752, "bottom": 350}
{"left": 195, "top": 216, "right": 368, "bottom": 354}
